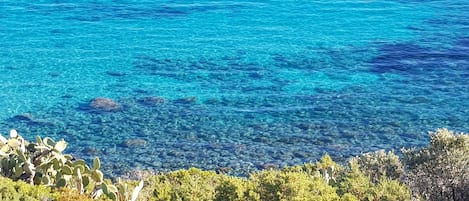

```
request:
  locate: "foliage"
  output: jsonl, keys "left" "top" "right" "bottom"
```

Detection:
{"left": 54, "top": 188, "right": 96, "bottom": 201}
{"left": 336, "top": 158, "right": 410, "bottom": 201}
{"left": 0, "top": 129, "right": 143, "bottom": 201}
{"left": 337, "top": 159, "right": 374, "bottom": 200}
{"left": 214, "top": 176, "right": 250, "bottom": 201}
{"left": 340, "top": 193, "right": 359, "bottom": 201}
{"left": 140, "top": 167, "right": 223, "bottom": 201}
{"left": 0, "top": 129, "right": 104, "bottom": 194}
{"left": 282, "top": 155, "right": 342, "bottom": 185}
{"left": 0, "top": 128, "right": 466, "bottom": 201}
{"left": 402, "top": 128, "right": 468, "bottom": 201}
{"left": 250, "top": 170, "right": 340, "bottom": 201}
{"left": 371, "top": 178, "right": 410, "bottom": 201}
{"left": 354, "top": 150, "right": 403, "bottom": 183}
{"left": 0, "top": 176, "right": 56, "bottom": 201}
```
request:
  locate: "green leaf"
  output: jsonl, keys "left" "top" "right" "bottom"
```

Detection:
{"left": 56, "top": 178, "right": 67, "bottom": 188}
{"left": 101, "top": 183, "right": 109, "bottom": 194}
{"left": 42, "top": 175, "right": 51, "bottom": 185}
{"left": 108, "top": 192, "right": 117, "bottom": 201}
{"left": 0, "top": 135, "right": 7, "bottom": 144}
{"left": 14, "top": 165, "right": 23, "bottom": 179}
{"left": 62, "top": 165, "right": 73, "bottom": 175}
{"left": 7, "top": 139, "right": 21, "bottom": 148}
{"left": 83, "top": 175, "right": 90, "bottom": 187}
{"left": 36, "top": 136, "right": 43, "bottom": 144}
{"left": 74, "top": 165, "right": 86, "bottom": 176}
{"left": 92, "top": 170, "right": 104, "bottom": 183}
{"left": 0, "top": 150, "right": 8, "bottom": 157}
{"left": 72, "top": 159, "right": 86, "bottom": 167}
{"left": 93, "top": 157, "right": 101, "bottom": 170}
{"left": 64, "top": 154, "right": 73, "bottom": 161}
{"left": 43, "top": 137, "right": 55, "bottom": 148}
{"left": 22, "top": 162, "right": 35, "bottom": 174}
{"left": 0, "top": 145, "right": 9, "bottom": 153}
{"left": 54, "top": 140, "right": 67, "bottom": 152}
{"left": 16, "top": 149, "right": 27, "bottom": 161}
{"left": 107, "top": 184, "right": 118, "bottom": 193}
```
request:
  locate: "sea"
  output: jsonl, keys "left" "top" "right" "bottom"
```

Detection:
{"left": 1, "top": 0, "right": 468, "bottom": 177}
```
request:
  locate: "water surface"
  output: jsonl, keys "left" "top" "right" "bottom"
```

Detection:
{"left": 1, "top": 0, "right": 468, "bottom": 176}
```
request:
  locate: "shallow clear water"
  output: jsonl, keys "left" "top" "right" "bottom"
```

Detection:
{"left": 1, "top": 0, "right": 468, "bottom": 176}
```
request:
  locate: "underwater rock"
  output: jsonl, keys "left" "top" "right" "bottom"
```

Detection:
{"left": 122, "top": 139, "right": 147, "bottom": 148}
{"left": 61, "top": 94, "right": 74, "bottom": 99}
{"left": 204, "top": 98, "right": 220, "bottom": 105}
{"left": 295, "top": 123, "right": 318, "bottom": 130}
{"left": 173, "top": 96, "right": 197, "bottom": 104}
{"left": 133, "top": 88, "right": 149, "bottom": 94}
{"left": 399, "top": 96, "right": 432, "bottom": 104}
{"left": 48, "top": 71, "right": 61, "bottom": 77}
{"left": 83, "top": 147, "right": 98, "bottom": 155}
{"left": 12, "top": 113, "right": 34, "bottom": 122}
{"left": 10, "top": 113, "right": 56, "bottom": 127}
{"left": 88, "top": 97, "right": 121, "bottom": 112}
{"left": 138, "top": 96, "right": 166, "bottom": 106}
{"left": 106, "top": 71, "right": 127, "bottom": 77}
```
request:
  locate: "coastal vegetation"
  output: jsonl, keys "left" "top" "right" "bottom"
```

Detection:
{"left": 0, "top": 128, "right": 467, "bottom": 201}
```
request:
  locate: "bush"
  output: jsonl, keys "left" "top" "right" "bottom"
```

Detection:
{"left": 340, "top": 193, "right": 359, "bottom": 201}
{"left": 2, "top": 128, "right": 466, "bottom": 201}
{"left": 214, "top": 177, "right": 250, "bottom": 201}
{"left": 402, "top": 128, "right": 468, "bottom": 201}
{"left": 336, "top": 158, "right": 410, "bottom": 201}
{"left": 54, "top": 188, "right": 97, "bottom": 201}
{"left": 0, "top": 176, "right": 56, "bottom": 201}
{"left": 250, "top": 170, "right": 340, "bottom": 201}
{"left": 141, "top": 167, "right": 223, "bottom": 201}
{"left": 371, "top": 178, "right": 410, "bottom": 201}
{"left": 337, "top": 159, "right": 374, "bottom": 200}
{"left": 354, "top": 150, "right": 403, "bottom": 183}
{"left": 282, "top": 155, "right": 342, "bottom": 185}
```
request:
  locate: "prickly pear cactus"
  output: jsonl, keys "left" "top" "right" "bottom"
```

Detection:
{"left": 0, "top": 130, "right": 105, "bottom": 197}
{"left": 0, "top": 129, "right": 143, "bottom": 201}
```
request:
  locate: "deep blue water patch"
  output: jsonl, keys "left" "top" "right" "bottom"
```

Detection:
{"left": 369, "top": 42, "right": 469, "bottom": 76}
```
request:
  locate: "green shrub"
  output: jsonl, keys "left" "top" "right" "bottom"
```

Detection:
{"left": 54, "top": 188, "right": 97, "bottom": 201}
{"left": 282, "top": 155, "right": 342, "bottom": 185}
{"left": 337, "top": 159, "right": 410, "bottom": 201}
{"left": 337, "top": 159, "right": 374, "bottom": 200}
{"left": 214, "top": 176, "right": 251, "bottom": 201}
{"left": 250, "top": 170, "right": 340, "bottom": 201}
{"left": 371, "top": 178, "right": 410, "bottom": 201}
{"left": 402, "top": 128, "right": 468, "bottom": 201}
{"left": 340, "top": 193, "right": 359, "bottom": 201}
{"left": 0, "top": 176, "right": 56, "bottom": 201}
{"left": 141, "top": 167, "right": 223, "bottom": 201}
{"left": 3, "top": 128, "right": 465, "bottom": 201}
{"left": 354, "top": 150, "right": 403, "bottom": 183}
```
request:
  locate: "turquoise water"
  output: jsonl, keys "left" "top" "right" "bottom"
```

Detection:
{"left": 1, "top": 0, "right": 468, "bottom": 176}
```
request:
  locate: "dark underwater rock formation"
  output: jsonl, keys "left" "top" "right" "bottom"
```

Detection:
{"left": 121, "top": 139, "right": 147, "bottom": 148}
{"left": 138, "top": 96, "right": 166, "bottom": 106}
{"left": 11, "top": 113, "right": 34, "bottom": 122}
{"left": 173, "top": 96, "right": 197, "bottom": 104}
{"left": 88, "top": 97, "right": 121, "bottom": 112}
{"left": 10, "top": 113, "right": 56, "bottom": 127}
{"left": 106, "top": 71, "right": 127, "bottom": 77}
